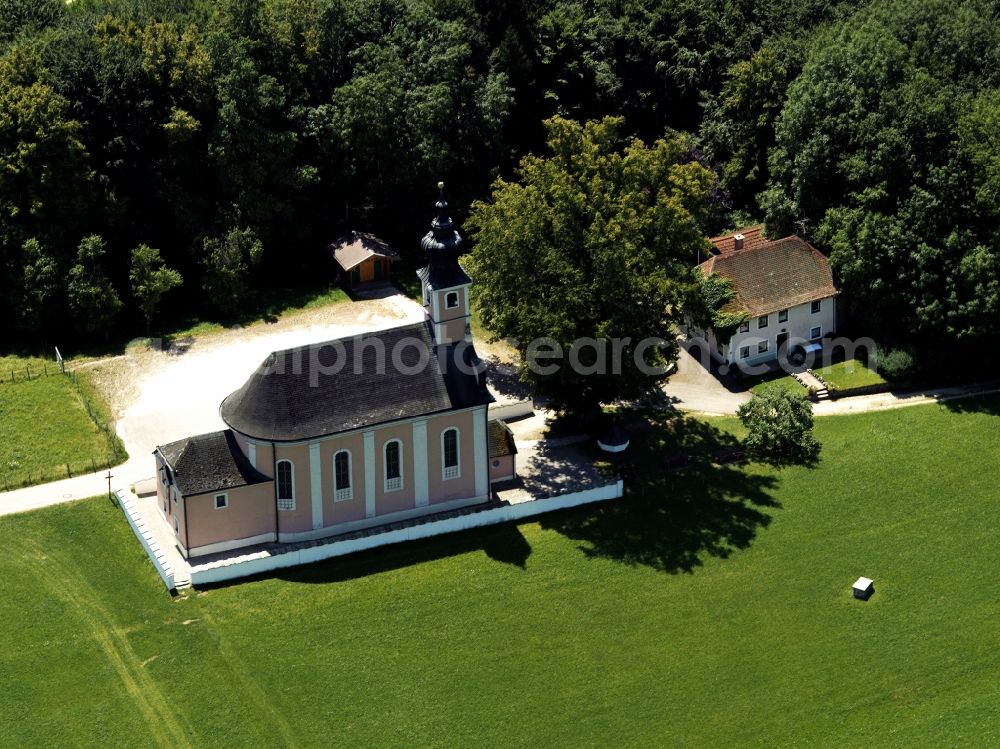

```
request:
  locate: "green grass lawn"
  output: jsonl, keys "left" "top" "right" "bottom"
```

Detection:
{"left": 0, "top": 373, "right": 122, "bottom": 489}
{"left": 744, "top": 368, "right": 809, "bottom": 395}
{"left": 814, "top": 359, "right": 888, "bottom": 391}
{"left": 2, "top": 399, "right": 1000, "bottom": 746}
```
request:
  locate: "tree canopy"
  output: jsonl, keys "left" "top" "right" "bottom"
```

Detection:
{"left": 737, "top": 386, "right": 821, "bottom": 466}
{"left": 0, "top": 0, "right": 994, "bottom": 373}
{"left": 466, "top": 116, "right": 713, "bottom": 411}
{"left": 761, "top": 0, "right": 1000, "bottom": 349}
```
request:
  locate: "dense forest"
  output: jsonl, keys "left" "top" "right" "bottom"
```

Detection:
{"left": 1, "top": 0, "right": 997, "bottom": 371}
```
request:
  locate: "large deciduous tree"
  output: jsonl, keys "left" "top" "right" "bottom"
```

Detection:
{"left": 130, "top": 244, "right": 183, "bottom": 335}
{"left": 67, "top": 235, "right": 123, "bottom": 335}
{"left": 466, "top": 116, "right": 714, "bottom": 412}
{"left": 201, "top": 226, "right": 263, "bottom": 315}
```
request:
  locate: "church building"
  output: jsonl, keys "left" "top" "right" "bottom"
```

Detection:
{"left": 153, "top": 188, "right": 513, "bottom": 559}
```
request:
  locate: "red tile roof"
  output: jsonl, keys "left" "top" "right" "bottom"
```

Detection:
{"left": 709, "top": 226, "right": 769, "bottom": 256}
{"left": 699, "top": 229, "right": 839, "bottom": 317}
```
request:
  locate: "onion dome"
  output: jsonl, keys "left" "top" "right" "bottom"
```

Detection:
{"left": 421, "top": 182, "right": 463, "bottom": 262}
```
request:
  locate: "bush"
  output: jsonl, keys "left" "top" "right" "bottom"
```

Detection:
{"left": 876, "top": 347, "right": 916, "bottom": 384}
{"left": 737, "top": 385, "right": 821, "bottom": 466}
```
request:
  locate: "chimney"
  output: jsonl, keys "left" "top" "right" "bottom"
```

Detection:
{"left": 733, "top": 233, "right": 745, "bottom": 252}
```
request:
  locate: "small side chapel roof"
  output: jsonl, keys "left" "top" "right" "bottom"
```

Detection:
{"left": 488, "top": 420, "right": 517, "bottom": 458}
{"left": 155, "top": 429, "right": 271, "bottom": 497}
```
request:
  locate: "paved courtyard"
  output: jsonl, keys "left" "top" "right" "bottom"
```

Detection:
{"left": 660, "top": 343, "right": 752, "bottom": 414}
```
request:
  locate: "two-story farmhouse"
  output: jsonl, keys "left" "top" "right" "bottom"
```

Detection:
{"left": 695, "top": 227, "right": 840, "bottom": 367}
{"left": 154, "top": 190, "right": 515, "bottom": 559}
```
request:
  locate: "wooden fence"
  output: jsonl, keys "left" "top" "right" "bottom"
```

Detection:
{"left": 0, "top": 366, "right": 128, "bottom": 492}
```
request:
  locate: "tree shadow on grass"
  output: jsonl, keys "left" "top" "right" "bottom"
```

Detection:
{"left": 941, "top": 392, "right": 1000, "bottom": 417}
{"left": 538, "top": 412, "right": 780, "bottom": 574}
{"left": 203, "top": 522, "right": 534, "bottom": 590}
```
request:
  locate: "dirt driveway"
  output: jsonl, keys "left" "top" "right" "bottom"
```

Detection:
{"left": 84, "top": 292, "right": 422, "bottom": 478}
{"left": 661, "top": 344, "right": 751, "bottom": 415}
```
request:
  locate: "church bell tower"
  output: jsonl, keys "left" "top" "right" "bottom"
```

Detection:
{"left": 417, "top": 183, "right": 473, "bottom": 346}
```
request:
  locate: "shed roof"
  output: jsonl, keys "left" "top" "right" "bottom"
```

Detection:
{"left": 488, "top": 420, "right": 517, "bottom": 458}
{"left": 699, "top": 232, "right": 839, "bottom": 317}
{"left": 220, "top": 321, "right": 492, "bottom": 442}
{"left": 329, "top": 231, "right": 399, "bottom": 271}
{"left": 155, "top": 429, "right": 271, "bottom": 497}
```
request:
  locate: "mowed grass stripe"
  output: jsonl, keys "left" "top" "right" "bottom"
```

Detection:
{"left": 17, "top": 537, "right": 192, "bottom": 749}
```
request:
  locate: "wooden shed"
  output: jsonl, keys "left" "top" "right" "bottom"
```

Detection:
{"left": 329, "top": 231, "right": 400, "bottom": 290}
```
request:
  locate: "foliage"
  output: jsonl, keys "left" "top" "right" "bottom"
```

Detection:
{"left": 67, "top": 235, "right": 123, "bottom": 334}
{"left": 466, "top": 116, "right": 714, "bottom": 411}
{"left": 737, "top": 385, "right": 820, "bottom": 465}
{"left": 875, "top": 346, "right": 916, "bottom": 384}
{"left": 201, "top": 226, "right": 263, "bottom": 314}
{"left": 0, "top": 0, "right": 866, "bottom": 350}
{"left": 700, "top": 45, "right": 789, "bottom": 208}
{"left": 761, "top": 0, "right": 1000, "bottom": 348}
{"left": 0, "top": 0, "right": 63, "bottom": 52}
{"left": 20, "top": 238, "right": 63, "bottom": 334}
{"left": 697, "top": 272, "right": 747, "bottom": 340}
{"left": 130, "top": 244, "right": 182, "bottom": 333}
{"left": 4, "top": 401, "right": 1000, "bottom": 744}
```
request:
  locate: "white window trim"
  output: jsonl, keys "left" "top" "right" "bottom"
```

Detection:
{"left": 778, "top": 309, "right": 788, "bottom": 323}
{"left": 383, "top": 439, "right": 404, "bottom": 492}
{"left": 811, "top": 300, "right": 822, "bottom": 314}
{"left": 276, "top": 459, "right": 296, "bottom": 511}
{"left": 214, "top": 493, "right": 229, "bottom": 510}
{"left": 810, "top": 326, "right": 822, "bottom": 340}
{"left": 441, "top": 428, "right": 461, "bottom": 481}
{"left": 333, "top": 449, "right": 353, "bottom": 501}
{"left": 445, "top": 291, "right": 460, "bottom": 309}
{"left": 758, "top": 315, "right": 769, "bottom": 329}
{"left": 740, "top": 346, "right": 751, "bottom": 359}
{"left": 739, "top": 321, "right": 750, "bottom": 333}
{"left": 758, "top": 340, "right": 769, "bottom": 354}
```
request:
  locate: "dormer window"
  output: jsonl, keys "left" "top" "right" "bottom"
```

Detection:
{"left": 446, "top": 291, "right": 459, "bottom": 309}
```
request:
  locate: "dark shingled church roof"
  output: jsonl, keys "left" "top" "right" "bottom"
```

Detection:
{"left": 155, "top": 429, "right": 271, "bottom": 497}
{"left": 220, "top": 321, "right": 492, "bottom": 442}
{"left": 416, "top": 262, "right": 472, "bottom": 290}
{"left": 488, "top": 420, "right": 517, "bottom": 458}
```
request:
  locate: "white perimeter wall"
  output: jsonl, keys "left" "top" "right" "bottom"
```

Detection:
{"left": 190, "top": 480, "right": 624, "bottom": 587}
{"left": 488, "top": 399, "right": 534, "bottom": 421}
{"left": 117, "top": 489, "right": 177, "bottom": 590}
